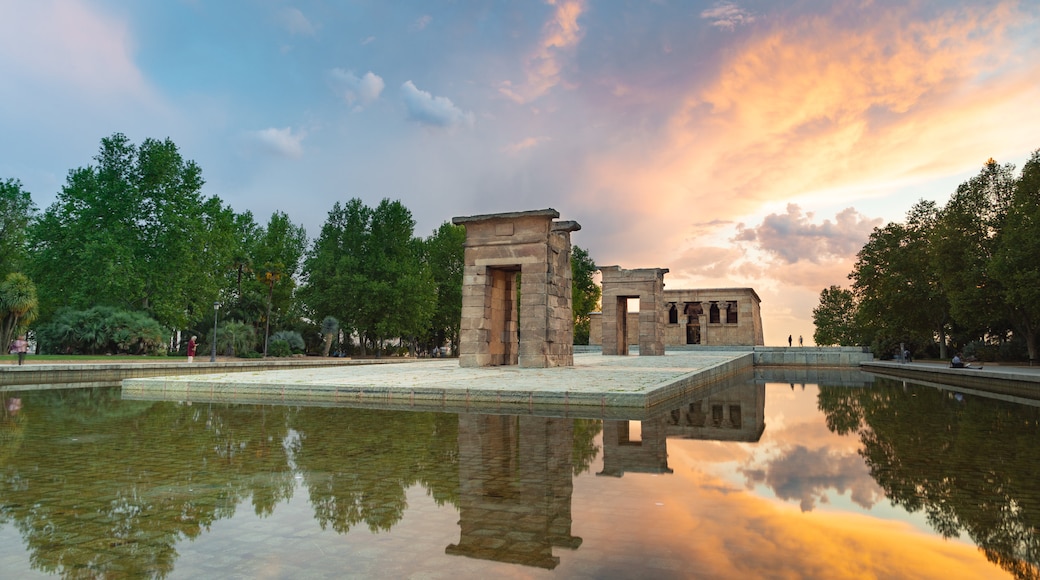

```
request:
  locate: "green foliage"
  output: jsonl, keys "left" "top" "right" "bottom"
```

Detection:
{"left": 838, "top": 153, "right": 1040, "bottom": 362}
{"left": 811, "top": 285, "right": 859, "bottom": 346}
{"left": 27, "top": 134, "right": 243, "bottom": 331}
{"left": 817, "top": 380, "right": 1040, "bottom": 577}
{"left": 0, "top": 178, "right": 37, "bottom": 279}
{"left": 300, "top": 198, "right": 435, "bottom": 355}
{"left": 0, "top": 272, "right": 39, "bottom": 348}
{"left": 215, "top": 320, "right": 257, "bottom": 357}
{"left": 990, "top": 149, "right": 1040, "bottom": 362}
{"left": 422, "top": 222, "right": 464, "bottom": 354}
{"left": 267, "top": 339, "right": 292, "bottom": 357}
{"left": 571, "top": 245, "right": 601, "bottom": 345}
{"left": 270, "top": 330, "right": 304, "bottom": 352}
{"left": 35, "top": 306, "right": 167, "bottom": 355}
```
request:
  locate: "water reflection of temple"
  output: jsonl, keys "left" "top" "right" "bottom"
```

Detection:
{"left": 446, "top": 415, "right": 582, "bottom": 569}
{"left": 599, "top": 382, "right": 765, "bottom": 477}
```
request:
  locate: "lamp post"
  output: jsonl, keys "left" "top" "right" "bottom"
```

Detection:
{"left": 210, "top": 302, "right": 220, "bottom": 362}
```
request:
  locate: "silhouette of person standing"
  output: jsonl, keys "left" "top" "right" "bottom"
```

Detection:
{"left": 788, "top": 335, "right": 792, "bottom": 347}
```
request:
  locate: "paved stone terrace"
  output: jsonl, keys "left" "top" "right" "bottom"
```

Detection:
{"left": 122, "top": 351, "right": 754, "bottom": 418}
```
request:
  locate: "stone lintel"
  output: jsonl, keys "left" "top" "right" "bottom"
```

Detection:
{"left": 452, "top": 208, "right": 560, "bottom": 225}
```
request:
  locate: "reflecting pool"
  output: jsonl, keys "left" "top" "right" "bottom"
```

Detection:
{"left": 1, "top": 376, "right": 1037, "bottom": 579}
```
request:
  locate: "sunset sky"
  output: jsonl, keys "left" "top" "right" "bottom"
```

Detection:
{"left": 2, "top": 0, "right": 1039, "bottom": 345}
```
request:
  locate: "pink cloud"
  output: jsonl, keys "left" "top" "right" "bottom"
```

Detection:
{"left": 0, "top": 0, "right": 151, "bottom": 100}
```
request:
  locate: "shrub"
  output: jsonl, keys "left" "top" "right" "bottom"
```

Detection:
{"left": 270, "top": 330, "right": 305, "bottom": 353}
{"left": 268, "top": 339, "right": 291, "bottom": 357}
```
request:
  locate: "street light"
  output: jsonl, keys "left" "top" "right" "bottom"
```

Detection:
{"left": 210, "top": 302, "right": 220, "bottom": 362}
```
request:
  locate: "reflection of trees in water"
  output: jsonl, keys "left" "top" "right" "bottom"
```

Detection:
{"left": 817, "top": 380, "right": 1040, "bottom": 579}
{"left": 290, "top": 408, "right": 461, "bottom": 533}
{"left": 0, "top": 388, "right": 296, "bottom": 579}
{"left": 571, "top": 418, "right": 601, "bottom": 475}
{"left": 0, "top": 390, "right": 604, "bottom": 578}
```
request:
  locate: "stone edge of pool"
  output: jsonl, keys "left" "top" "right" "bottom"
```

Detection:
{"left": 120, "top": 352, "right": 756, "bottom": 416}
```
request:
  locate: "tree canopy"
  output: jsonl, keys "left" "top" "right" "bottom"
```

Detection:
{"left": 815, "top": 150, "right": 1040, "bottom": 362}
{"left": 571, "top": 245, "right": 600, "bottom": 345}
{"left": 27, "top": 133, "right": 240, "bottom": 331}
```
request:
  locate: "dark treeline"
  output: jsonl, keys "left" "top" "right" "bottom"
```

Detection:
{"left": 813, "top": 150, "right": 1040, "bottom": 363}
{"left": 0, "top": 133, "right": 601, "bottom": 357}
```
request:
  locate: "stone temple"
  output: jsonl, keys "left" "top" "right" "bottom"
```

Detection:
{"left": 590, "top": 281, "right": 764, "bottom": 350}
{"left": 451, "top": 208, "right": 765, "bottom": 367}
{"left": 452, "top": 209, "right": 580, "bottom": 368}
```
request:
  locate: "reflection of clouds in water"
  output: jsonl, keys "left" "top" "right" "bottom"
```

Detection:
{"left": 742, "top": 445, "right": 883, "bottom": 512}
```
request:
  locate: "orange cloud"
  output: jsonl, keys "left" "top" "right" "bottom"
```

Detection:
{"left": 566, "top": 440, "right": 1011, "bottom": 578}
{"left": 499, "top": 0, "right": 586, "bottom": 103}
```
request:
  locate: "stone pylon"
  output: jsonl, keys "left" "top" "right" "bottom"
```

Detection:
{"left": 452, "top": 209, "right": 581, "bottom": 368}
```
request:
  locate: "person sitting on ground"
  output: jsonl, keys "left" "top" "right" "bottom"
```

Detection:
{"left": 951, "top": 352, "right": 982, "bottom": 369}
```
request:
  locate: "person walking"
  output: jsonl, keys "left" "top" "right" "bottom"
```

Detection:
{"left": 788, "top": 335, "right": 793, "bottom": 347}
{"left": 11, "top": 335, "right": 28, "bottom": 366}
{"left": 799, "top": 335, "right": 803, "bottom": 347}
{"left": 187, "top": 335, "right": 198, "bottom": 363}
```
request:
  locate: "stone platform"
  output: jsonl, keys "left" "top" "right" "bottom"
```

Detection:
{"left": 122, "top": 352, "right": 753, "bottom": 419}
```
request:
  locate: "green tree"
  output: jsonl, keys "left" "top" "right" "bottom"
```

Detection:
{"left": 0, "top": 272, "right": 39, "bottom": 348}
{"left": 301, "top": 199, "right": 434, "bottom": 355}
{"left": 249, "top": 212, "right": 307, "bottom": 343}
{"left": 571, "top": 245, "right": 600, "bottom": 345}
{"left": 851, "top": 200, "right": 950, "bottom": 358}
{"left": 0, "top": 178, "right": 36, "bottom": 279}
{"left": 990, "top": 149, "right": 1040, "bottom": 363}
{"left": 300, "top": 199, "right": 372, "bottom": 349}
{"left": 811, "top": 285, "right": 859, "bottom": 346}
{"left": 367, "top": 199, "right": 436, "bottom": 351}
{"left": 28, "top": 134, "right": 242, "bottom": 331}
{"left": 423, "top": 222, "right": 465, "bottom": 354}
{"left": 930, "top": 159, "right": 1016, "bottom": 341}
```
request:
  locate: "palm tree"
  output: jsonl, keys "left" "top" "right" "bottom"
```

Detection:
{"left": 0, "top": 273, "right": 38, "bottom": 348}
{"left": 320, "top": 316, "right": 339, "bottom": 356}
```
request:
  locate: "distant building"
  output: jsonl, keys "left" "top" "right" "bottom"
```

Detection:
{"left": 590, "top": 287, "right": 764, "bottom": 347}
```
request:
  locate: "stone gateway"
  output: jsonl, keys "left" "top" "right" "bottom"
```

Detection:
{"left": 452, "top": 209, "right": 581, "bottom": 368}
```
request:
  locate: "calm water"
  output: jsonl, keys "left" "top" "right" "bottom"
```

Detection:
{"left": 0, "top": 376, "right": 1037, "bottom": 579}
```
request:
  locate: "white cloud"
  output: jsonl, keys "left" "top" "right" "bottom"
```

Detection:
{"left": 700, "top": 2, "right": 755, "bottom": 30}
{"left": 733, "top": 204, "right": 882, "bottom": 265}
{"left": 412, "top": 15, "right": 432, "bottom": 31}
{"left": 250, "top": 127, "right": 306, "bottom": 159}
{"left": 401, "top": 81, "right": 475, "bottom": 128}
{"left": 328, "top": 69, "right": 385, "bottom": 108}
{"left": 279, "top": 7, "right": 317, "bottom": 36}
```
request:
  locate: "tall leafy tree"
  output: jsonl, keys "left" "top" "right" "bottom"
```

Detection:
{"left": 571, "top": 245, "right": 600, "bottom": 345}
{"left": 811, "top": 285, "right": 859, "bottom": 347}
{"left": 990, "top": 150, "right": 1040, "bottom": 362}
{"left": 423, "top": 222, "right": 465, "bottom": 353}
{"left": 0, "top": 178, "right": 36, "bottom": 279}
{"left": 851, "top": 201, "right": 950, "bottom": 357}
{"left": 301, "top": 198, "right": 434, "bottom": 355}
{"left": 28, "top": 134, "right": 240, "bottom": 331}
{"left": 300, "top": 198, "right": 371, "bottom": 347}
{"left": 366, "top": 199, "right": 435, "bottom": 350}
{"left": 930, "top": 159, "right": 1016, "bottom": 339}
{"left": 235, "top": 212, "right": 308, "bottom": 353}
